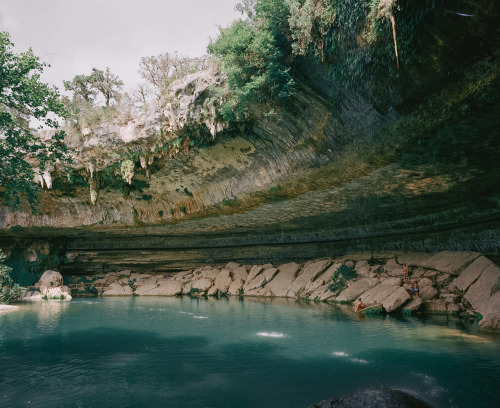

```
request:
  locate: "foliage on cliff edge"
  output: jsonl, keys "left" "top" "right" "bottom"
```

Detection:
{"left": 0, "top": 31, "right": 71, "bottom": 211}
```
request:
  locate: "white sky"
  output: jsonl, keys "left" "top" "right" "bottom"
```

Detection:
{"left": 0, "top": 0, "right": 241, "bottom": 94}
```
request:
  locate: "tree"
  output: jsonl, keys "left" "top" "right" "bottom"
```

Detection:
{"left": 0, "top": 251, "right": 25, "bottom": 304}
{"left": 0, "top": 31, "right": 70, "bottom": 211}
{"left": 207, "top": 7, "right": 294, "bottom": 122}
{"left": 138, "top": 52, "right": 212, "bottom": 96}
{"left": 63, "top": 74, "right": 95, "bottom": 106}
{"left": 89, "top": 67, "right": 124, "bottom": 107}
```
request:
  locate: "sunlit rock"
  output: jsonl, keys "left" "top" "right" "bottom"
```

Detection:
{"left": 207, "top": 269, "right": 232, "bottom": 295}
{"left": 231, "top": 266, "right": 248, "bottom": 282}
{"left": 448, "top": 256, "right": 493, "bottom": 292}
{"left": 336, "top": 278, "right": 379, "bottom": 303}
{"left": 227, "top": 278, "right": 244, "bottom": 296}
{"left": 38, "top": 270, "right": 64, "bottom": 291}
{"left": 383, "top": 287, "right": 411, "bottom": 313}
{"left": 21, "top": 291, "right": 43, "bottom": 301}
{"left": 265, "top": 262, "right": 300, "bottom": 297}
{"left": 102, "top": 283, "right": 133, "bottom": 296}
{"left": 403, "top": 296, "right": 424, "bottom": 312}
{"left": 360, "top": 278, "right": 401, "bottom": 305}
{"left": 287, "top": 260, "right": 331, "bottom": 298}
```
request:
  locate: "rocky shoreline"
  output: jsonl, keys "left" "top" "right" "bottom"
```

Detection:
{"left": 20, "top": 250, "right": 500, "bottom": 333}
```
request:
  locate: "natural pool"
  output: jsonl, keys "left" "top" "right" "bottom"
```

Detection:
{"left": 1, "top": 297, "right": 499, "bottom": 408}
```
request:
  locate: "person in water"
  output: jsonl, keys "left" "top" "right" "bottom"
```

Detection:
{"left": 354, "top": 298, "right": 365, "bottom": 312}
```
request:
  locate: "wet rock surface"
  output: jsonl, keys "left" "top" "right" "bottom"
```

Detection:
{"left": 309, "top": 389, "right": 434, "bottom": 408}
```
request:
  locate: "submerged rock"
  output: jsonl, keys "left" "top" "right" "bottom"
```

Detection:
{"left": 309, "top": 388, "right": 434, "bottom": 408}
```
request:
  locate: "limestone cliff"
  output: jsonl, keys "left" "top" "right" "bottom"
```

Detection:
{"left": 1, "top": 3, "right": 500, "bottom": 290}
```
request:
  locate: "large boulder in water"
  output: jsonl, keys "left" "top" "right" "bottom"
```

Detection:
{"left": 37, "top": 270, "right": 63, "bottom": 292}
{"left": 36, "top": 270, "right": 72, "bottom": 300}
{"left": 308, "top": 388, "right": 434, "bottom": 408}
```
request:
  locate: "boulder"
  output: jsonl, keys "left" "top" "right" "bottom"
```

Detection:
{"left": 207, "top": 269, "right": 232, "bottom": 295}
{"left": 309, "top": 284, "right": 332, "bottom": 301}
{"left": 244, "top": 265, "right": 263, "bottom": 287}
{"left": 21, "top": 291, "right": 43, "bottom": 301}
{"left": 397, "top": 252, "right": 434, "bottom": 267}
{"left": 416, "top": 277, "right": 438, "bottom": 300}
{"left": 401, "top": 251, "right": 480, "bottom": 275}
{"left": 227, "top": 279, "right": 244, "bottom": 295}
{"left": 103, "top": 283, "right": 133, "bottom": 296}
{"left": 174, "top": 270, "right": 193, "bottom": 282}
{"left": 309, "top": 388, "right": 434, "bottom": 408}
{"left": 435, "top": 273, "right": 452, "bottom": 284}
{"left": 135, "top": 284, "right": 159, "bottom": 295}
{"left": 403, "top": 296, "right": 424, "bottom": 312}
{"left": 287, "top": 260, "right": 331, "bottom": 298}
{"left": 419, "top": 285, "right": 438, "bottom": 301}
{"left": 383, "top": 287, "right": 411, "bottom": 313}
{"left": 303, "top": 262, "right": 342, "bottom": 295}
{"left": 425, "top": 300, "right": 447, "bottom": 313}
{"left": 478, "top": 291, "right": 500, "bottom": 332}
{"left": 384, "top": 258, "right": 403, "bottom": 277}
{"left": 135, "top": 277, "right": 158, "bottom": 286}
{"left": 200, "top": 268, "right": 221, "bottom": 280}
{"left": 448, "top": 256, "right": 493, "bottom": 292}
{"left": 265, "top": 262, "right": 300, "bottom": 297}
{"left": 463, "top": 262, "right": 500, "bottom": 311}
{"left": 45, "top": 285, "right": 72, "bottom": 300}
{"left": 231, "top": 266, "right": 248, "bottom": 282}
{"left": 191, "top": 278, "right": 213, "bottom": 293}
{"left": 244, "top": 274, "right": 267, "bottom": 292}
{"left": 336, "top": 278, "right": 379, "bottom": 303}
{"left": 38, "top": 270, "right": 63, "bottom": 292}
{"left": 142, "top": 280, "right": 183, "bottom": 296}
{"left": 225, "top": 262, "right": 240, "bottom": 272}
{"left": 360, "top": 278, "right": 401, "bottom": 305}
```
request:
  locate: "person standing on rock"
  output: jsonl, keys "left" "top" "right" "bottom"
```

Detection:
{"left": 403, "top": 265, "right": 409, "bottom": 283}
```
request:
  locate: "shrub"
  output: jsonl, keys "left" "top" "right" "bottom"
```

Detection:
{"left": 0, "top": 251, "right": 26, "bottom": 304}
{"left": 326, "top": 264, "right": 357, "bottom": 294}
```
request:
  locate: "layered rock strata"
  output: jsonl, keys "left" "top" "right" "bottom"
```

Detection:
{"left": 63, "top": 251, "right": 500, "bottom": 333}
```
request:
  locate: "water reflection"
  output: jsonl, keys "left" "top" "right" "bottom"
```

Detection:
{"left": 36, "top": 300, "right": 70, "bottom": 333}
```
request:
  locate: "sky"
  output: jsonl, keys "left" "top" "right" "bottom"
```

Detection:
{"left": 0, "top": 0, "right": 241, "bottom": 94}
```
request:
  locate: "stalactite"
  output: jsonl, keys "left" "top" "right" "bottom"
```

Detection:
{"left": 390, "top": 10, "right": 399, "bottom": 69}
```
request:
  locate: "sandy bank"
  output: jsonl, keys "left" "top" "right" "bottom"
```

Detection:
{"left": 0, "top": 305, "right": 20, "bottom": 314}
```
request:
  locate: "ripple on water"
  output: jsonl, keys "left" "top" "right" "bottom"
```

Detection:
{"left": 257, "top": 332, "right": 286, "bottom": 338}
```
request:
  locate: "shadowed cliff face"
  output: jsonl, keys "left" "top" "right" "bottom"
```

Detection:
{"left": 1, "top": 5, "right": 500, "bottom": 274}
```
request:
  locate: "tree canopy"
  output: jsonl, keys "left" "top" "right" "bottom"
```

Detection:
{"left": 0, "top": 31, "right": 70, "bottom": 211}
{"left": 208, "top": 0, "right": 294, "bottom": 122}
{"left": 138, "top": 52, "right": 212, "bottom": 99}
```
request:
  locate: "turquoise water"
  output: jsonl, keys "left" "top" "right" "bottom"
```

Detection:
{"left": 1, "top": 297, "right": 499, "bottom": 408}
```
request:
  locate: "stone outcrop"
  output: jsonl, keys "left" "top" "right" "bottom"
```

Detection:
{"left": 22, "top": 270, "right": 72, "bottom": 300}
{"left": 309, "top": 388, "right": 434, "bottom": 408}
{"left": 62, "top": 251, "right": 500, "bottom": 332}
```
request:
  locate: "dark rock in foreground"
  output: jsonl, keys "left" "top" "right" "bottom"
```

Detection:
{"left": 309, "top": 389, "right": 434, "bottom": 408}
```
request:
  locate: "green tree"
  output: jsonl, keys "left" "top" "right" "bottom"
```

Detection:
{"left": 208, "top": 0, "right": 294, "bottom": 122}
{"left": 89, "top": 67, "right": 124, "bottom": 107}
{"left": 0, "top": 251, "right": 25, "bottom": 304}
{"left": 0, "top": 31, "right": 70, "bottom": 211}
{"left": 63, "top": 74, "right": 95, "bottom": 106}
